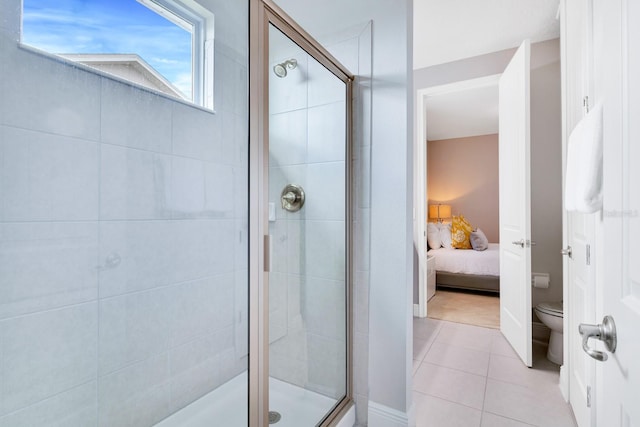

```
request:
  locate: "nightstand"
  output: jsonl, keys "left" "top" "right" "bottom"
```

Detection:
{"left": 427, "top": 255, "right": 436, "bottom": 301}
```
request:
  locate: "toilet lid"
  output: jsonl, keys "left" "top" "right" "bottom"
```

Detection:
{"left": 537, "top": 301, "right": 563, "bottom": 317}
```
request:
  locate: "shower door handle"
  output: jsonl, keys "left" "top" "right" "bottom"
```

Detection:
{"left": 264, "top": 235, "right": 271, "bottom": 272}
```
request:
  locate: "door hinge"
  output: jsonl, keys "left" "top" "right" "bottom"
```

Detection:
{"left": 586, "top": 244, "right": 591, "bottom": 266}
{"left": 587, "top": 385, "right": 591, "bottom": 408}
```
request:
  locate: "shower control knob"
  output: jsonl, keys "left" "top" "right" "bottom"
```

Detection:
{"left": 282, "top": 191, "right": 298, "bottom": 204}
{"left": 280, "top": 184, "right": 305, "bottom": 212}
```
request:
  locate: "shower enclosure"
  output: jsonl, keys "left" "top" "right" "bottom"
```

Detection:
{"left": 0, "top": 0, "right": 351, "bottom": 425}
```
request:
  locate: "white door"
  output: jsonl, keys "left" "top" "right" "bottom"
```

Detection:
{"left": 562, "top": 0, "right": 596, "bottom": 425}
{"left": 596, "top": 0, "right": 640, "bottom": 424}
{"left": 499, "top": 40, "right": 533, "bottom": 367}
{"left": 414, "top": 92, "right": 429, "bottom": 318}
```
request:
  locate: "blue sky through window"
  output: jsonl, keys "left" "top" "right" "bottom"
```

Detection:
{"left": 23, "top": 0, "right": 192, "bottom": 97}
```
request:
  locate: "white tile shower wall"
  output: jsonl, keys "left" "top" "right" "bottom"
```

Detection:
{"left": 0, "top": 42, "right": 102, "bottom": 141}
{"left": 99, "top": 144, "right": 173, "bottom": 221}
{"left": 0, "top": 126, "right": 99, "bottom": 222}
{"left": 0, "top": 0, "right": 249, "bottom": 424}
{"left": 0, "top": 381, "right": 97, "bottom": 427}
{"left": 0, "top": 303, "right": 98, "bottom": 415}
{"left": 307, "top": 102, "right": 347, "bottom": 163}
{"left": 305, "top": 161, "right": 346, "bottom": 221}
{"left": 100, "top": 79, "right": 174, "bottom": 154}
{"left": 98, "top": 220, "right": 235, "bottom": 298}
{"left": 269, "top": 55, "right": 309, "bottom": 115}
{"left": 269, "top": 109, "right": 308, "bottom": 165}
{"left": 269, "top": 272, "right": 289, "bottom": 343}
{"left": 0, "top": 222, "right": 98, "bottom": 319}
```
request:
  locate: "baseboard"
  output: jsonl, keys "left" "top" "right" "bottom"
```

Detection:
{"left": 413, "top": 303, "right": 426, "bottom": 318}
{"left": 368, "top": 401, "right": 412, "bottom": 427}
{"left": 559, "top": 365, "right": 569, "bottom": 401}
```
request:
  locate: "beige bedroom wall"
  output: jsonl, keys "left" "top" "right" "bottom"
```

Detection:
{"left": 427, "top": 134, "right": 499, "bottom": 242}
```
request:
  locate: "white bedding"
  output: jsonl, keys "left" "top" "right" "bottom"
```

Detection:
{"left": 427, "top": 243, "right": 500, "bottom": 277}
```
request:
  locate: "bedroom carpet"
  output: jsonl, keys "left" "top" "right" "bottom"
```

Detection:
{"left": 427, "top": 289, "right": 500, "bottom": 329}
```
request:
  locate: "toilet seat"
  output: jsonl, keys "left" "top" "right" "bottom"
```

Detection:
{"left": 536, "top": 301, "right": 563, "bottom": 318}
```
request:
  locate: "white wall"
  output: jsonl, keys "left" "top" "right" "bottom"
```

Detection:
{"left": 271, "top": 1, "right": 415, "bottom": 425}
{"left": 414, "top": 39, "right": 563, "bottom": 312}
{"left": 0, "top": 0, "right": 249, "bottom": 425}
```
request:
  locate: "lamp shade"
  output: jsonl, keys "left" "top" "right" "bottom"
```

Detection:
{"left": 428, "top": 204, "right": 452, "bottom": 221}
{"left": 429, "top": 205, "right": 439, "bottom": 220}
{"left": 439, "top": 204, "right": 452, "bottom": 220}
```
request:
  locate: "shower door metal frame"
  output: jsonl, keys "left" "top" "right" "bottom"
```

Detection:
{"left": 249, "top": 0, "right": 354, "bottom": 425}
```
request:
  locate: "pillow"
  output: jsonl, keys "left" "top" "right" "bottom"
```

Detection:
{"left": 440, "top": 223, "right": 453, "bottom": 248}
{"left": 451, "top": 215, "right": 473, "bottom": 249}
{"left": 470, "top": 228, "right": 489, "bottom": 251}
{"left": 427, "top": 222, "right": 441, "bottom": 250}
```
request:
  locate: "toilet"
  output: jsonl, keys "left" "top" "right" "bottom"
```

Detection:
{"left": 534, "top": 301, "right": 564, "bottom": 365}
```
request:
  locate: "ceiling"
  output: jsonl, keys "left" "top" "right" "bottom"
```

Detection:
{"left": 426, "top": 83, "right": 498, "bottom": 141}
{"left": 414, "top": 0, "right": 561, "bottom": 70}
{"left": 415, "top": 0, "right": 560, "bottom": 140}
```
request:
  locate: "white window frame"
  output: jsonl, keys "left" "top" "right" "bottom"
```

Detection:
{"left": 138, "top": 0, "right": 215, "bottom": 109}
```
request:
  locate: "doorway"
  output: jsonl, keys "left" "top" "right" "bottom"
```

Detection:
{"left": 415, "top": 39, "right": 564, "bottom": 369}
{"left": 423, "top": 81, "right": 501, "bottom": 329}
{"left": 415, "top": 74, "right": 502, "bottom": 327}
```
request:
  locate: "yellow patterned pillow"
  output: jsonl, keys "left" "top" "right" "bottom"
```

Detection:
{"left": 451, "top": 215, "right": 473, "bottom": 249}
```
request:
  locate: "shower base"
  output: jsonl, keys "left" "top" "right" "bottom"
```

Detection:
{"left": 155, "top": 372, "right": 336, "bottom": 427}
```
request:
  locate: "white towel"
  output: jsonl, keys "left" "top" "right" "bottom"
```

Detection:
{"left": 565, "top": 102, "right": 603, "bottom": 213}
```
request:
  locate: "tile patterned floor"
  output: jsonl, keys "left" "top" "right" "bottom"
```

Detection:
{"left": 413, "top": 318, "right": 578, "bottom": 427}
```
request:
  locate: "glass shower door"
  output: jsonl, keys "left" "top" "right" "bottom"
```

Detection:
{"left": 267, "top": 23, "right": 350, "bottom": 426}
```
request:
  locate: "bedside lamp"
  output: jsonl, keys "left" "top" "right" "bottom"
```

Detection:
{"left": 429, "top": 204, "right": 451, "bottom": 223}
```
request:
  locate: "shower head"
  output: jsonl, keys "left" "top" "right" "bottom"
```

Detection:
{"left": 273, "top": 58, "right": 297, "bottom": 78}
{"left": 273, "top": 63, "right": 287, "bottom": 78}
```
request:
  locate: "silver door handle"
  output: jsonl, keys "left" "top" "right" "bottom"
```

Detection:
{"left": 512, "top": 239, "right": 525, "bottom": 247}
{"left": 578, "top": 316, "right": 617, "bottom": 361}
{"left": 561, "top": 246, "right": 572, "bottom": 258}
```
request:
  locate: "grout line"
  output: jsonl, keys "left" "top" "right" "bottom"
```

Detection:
{"left": 482, "top": 410, "right": 538, "bottom": 427}
{"left": 482, "top": 353, "right": 492, "bottom": 413}
{"left": 428, "top": 336, "right": 494, "bottom": 355}
{"left": 1, "top": 271, "right": 238, "bottom": 322}
{"left": 96, "top": 84, "right": 103, "bottom": 425}
{"left": 417, "top": 361, "right": 488, "bottom": 381}
{"left": 0, "top": 379, "right": 96, "bottom": 419}
{"left": 412, "top": 389, "right": 483, "bottom": 413}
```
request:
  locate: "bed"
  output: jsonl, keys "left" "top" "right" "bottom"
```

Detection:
{"left": 427, "top": 243, "right": 500, "bottom": 293}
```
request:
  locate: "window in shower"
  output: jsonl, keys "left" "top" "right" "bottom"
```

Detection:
{"left": 21, "top": 0, "right": 215, "bottom": 108}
